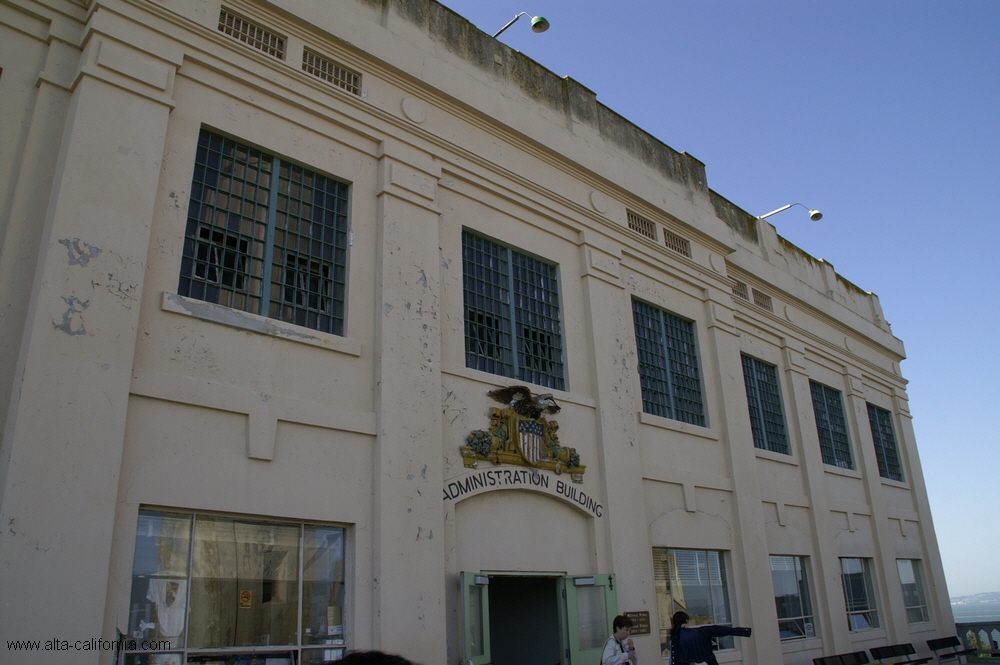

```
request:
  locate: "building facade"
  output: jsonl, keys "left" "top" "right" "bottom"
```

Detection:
{"left": 0, "top": 1, "right": 953, "bottom": 664}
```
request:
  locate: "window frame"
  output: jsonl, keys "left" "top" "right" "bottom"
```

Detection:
{"left": 653, "top": 548, "right": 734, "bottom": 656}
{"left": 810, "top": 380, "right": 854, "bottom": 469}
{"left": 741, "top": 354, "right": 790, "bottom": 454}
{"left": 840, "top": 557, "right": 880, "bottom": 631}
{"left": 867, "top": 403, "right": 904, "bottom": 481}
{"left": 461, "top": 229, "right": 565, "bottom": 390}
{"left": 631, "top": 298, "right": 707, "bottom": 426}
{"left": 770, "top": 555, "right": 816, "bottom": 641}
{"left": 897, "top": 559, "right": 930, "bottom": 624}
{"left": 178, "top": 128, "right": 350, "bottom": 336}
{"left": 125, "top": 508, "right": 349, "bottom": 664}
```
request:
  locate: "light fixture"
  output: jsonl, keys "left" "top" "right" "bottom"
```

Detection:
{"left": 757, "top": 203, "right": 823, "bottom": 222}
{"left": 493, "top": 12, "right": 550, "bottom": 38}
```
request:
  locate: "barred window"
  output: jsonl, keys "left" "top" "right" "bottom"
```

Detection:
{"left": 626, "top": 209, "right": 657, "bottom": 241}
{"left": 751, "top": 288, "right": 774, "bottom": 312}
{"left": 742, "top": 355, "right": 789, "bottom": 454}
{"left": 867, "top": 403, "right": 903, "bottom": 481}
{"left": 179, "top": 129, "right": 349, "bottom": 335}
{"left": 302, "top": 49, "right": 361, "bottom": 96}
{"left": 662, "top": 228, "right": 692, "bottom": 258}
{"left": 632, "top": 299, "right": 705, "bottom": 426}
{"left": 461, "top": 230, "right": 564, "bottom": 390}
{"left": 810, "top": 381, "right": 853, "bottom": 469}
{"left": 218, "top": 8, "right": 285, "bottom": 59}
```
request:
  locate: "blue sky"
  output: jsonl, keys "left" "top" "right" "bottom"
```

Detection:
{"left": 435, "top": 0, "right": 1000, "bottom": 598}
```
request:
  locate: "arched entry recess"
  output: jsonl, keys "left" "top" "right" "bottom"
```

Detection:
{"left": 452, "top": 486, "right": 615, "bottom": 665}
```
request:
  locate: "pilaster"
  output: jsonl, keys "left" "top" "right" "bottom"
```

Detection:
{"left": 783, "top": 340, "right": 852, "bottom": 652}
{"left": 371, "top": 139, "right": 446, "bottom": 663}
{"left": 0, "top": 16, "right": 178, "bottom": 663}
{"left": 703, "top": 289, "right": 781, "bottom": 665}
{"left": 578, "top": 229, "right": 658, "bottom": 657}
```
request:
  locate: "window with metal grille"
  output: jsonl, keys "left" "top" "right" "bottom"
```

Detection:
{"left": 631, "top": 299, "right": 705, "bottom": 426}
{"left": 732, "top": 280, "right": 749, "bottom": 301}
{"left": 178, "top": 129, "right": 349, "bottom": 336}
{"left": 840, "top": 557, "right": 880, "bottom": 631}
{"left": 462, "top": 230, "right": 564, "bottom": 389}
{"left": 810, "top": 381, "right": 853, "bottom": 469}
{"left": 218, "top": 8, "right": 285, "bottom": 59}
{"left": 752, "top": 288, "right": 774, "bottom": 312}
{"left": 653, "top": 548, "right": 734, "bottom": 656}
{"left": 302, "top": 49, "right": 361, "bottom": 96}
{"left": 742, "top": 355, "right": 789, "bottom": 454}
{"left": 626, "top": 210, "right": 657, "bottom": 241}
{"left": 867, "top": 403, "right": 903, "bottom": 481}
{"left": 771, "top": 556, "right": 816, "bottom": 640}
{"left": 662, "top": 228, "right": 692, "bottom": 258}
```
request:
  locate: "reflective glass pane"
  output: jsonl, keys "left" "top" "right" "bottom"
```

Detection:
{"left": 128, "top": 511, "right": 192, "bottom": 649}
{"left": 124, "top": 654, "right": 182, "bottom": 665}
{"left": 576, "top": 586, "right": 607, "bottom": 650}
{"left": 303, "top": 526, "right": 346, "bottom": 647}
{"left": 302, "top": 647, "right": 347, "bottom": 664}
{"left": 468, "top": 585, "right": 484, "bottom": 658}
{"left": 655, "top": 548, "right": 734, "bottom": 654}
{"left": 770, "top": 556, "right": 814, "bottom": 640}
{"left": 185, "top": 653, "right": 293, "bottom": 664}
{"left": 188, "top": 517, "right": 300, "bottom": 647}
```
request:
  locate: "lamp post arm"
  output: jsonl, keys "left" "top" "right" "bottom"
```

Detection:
{"left": 757, "top": 204, "right": 795, "bottom": 220}
{"left": 493, "top": 12, "right": 528, "bottom": 38}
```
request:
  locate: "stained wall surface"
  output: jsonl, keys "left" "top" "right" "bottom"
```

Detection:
{"left": 0, "top": 1, "right": 950, "bottom": 664}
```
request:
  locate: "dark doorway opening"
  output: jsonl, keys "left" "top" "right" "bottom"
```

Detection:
{"left": 488, "top": 576, "right": 561, "bottom": 665}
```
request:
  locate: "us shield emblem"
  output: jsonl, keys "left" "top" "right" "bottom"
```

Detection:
{"left": 517, "top": 419, "right": 545, "bottom": 466}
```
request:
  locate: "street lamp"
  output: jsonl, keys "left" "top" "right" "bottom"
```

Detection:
{"left": 757, "top": 203, "right": 823, "bottom": 222}
{"left": 493, "top": 12, "right": 550, "bottom": 38}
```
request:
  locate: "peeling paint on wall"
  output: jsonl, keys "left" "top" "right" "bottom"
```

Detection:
{"left": 58, "top": 238, "right": 101, "bottom": 266}
{"left": 52, "top": 295, "right": 89, "bottom": 336}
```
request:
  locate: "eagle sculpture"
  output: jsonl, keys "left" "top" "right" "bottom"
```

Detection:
{"left": 487, "top": 385, "right": 561, "bottom": 420}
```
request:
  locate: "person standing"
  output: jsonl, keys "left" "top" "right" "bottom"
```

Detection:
{"left": 668, "top": 611, "right": 751, "bottom": 665}
{"left": 602, "top": 614, "right": 639, "bottom": 665}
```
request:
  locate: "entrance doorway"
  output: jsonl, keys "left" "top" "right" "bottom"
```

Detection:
{"left": 488, "top": 576, "right": 560, "bottom": 665}
{"left": 461, "top": 572, "right": 618, "bottom": 665}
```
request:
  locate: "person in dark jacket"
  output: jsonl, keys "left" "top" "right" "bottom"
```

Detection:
{"left": 668, "top": 611, "right": 751, "bottom": 665}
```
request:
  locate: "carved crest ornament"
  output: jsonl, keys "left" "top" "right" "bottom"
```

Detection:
{"left": 461, "top": 386, "right": 586, "bottom": 482}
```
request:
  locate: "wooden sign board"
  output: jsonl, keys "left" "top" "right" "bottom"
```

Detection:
{"left": 623, "top": 611, "right": 651, "bottom": 635}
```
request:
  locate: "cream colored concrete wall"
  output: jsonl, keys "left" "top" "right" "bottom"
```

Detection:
{"left": 0, "top": 1, "right": 953, "bottom": 665}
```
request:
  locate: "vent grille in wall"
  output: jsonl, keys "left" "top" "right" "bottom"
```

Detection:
{"left": 303, "top": 49, "right": 361, "bottom": 95}
{"left": 732, "top": 280, "right": 749, "bottom": 301}
{"left": 752, "top": 288, "right": 774, "bottom": 312}
{"left": 663, "top": 229, "right": 692, "bottom": 258}
{"left": 219, "top": 8, "right": 285, "bottom": 59}
{"left": 626, "top": 210, "right": 656, "bottom": 241}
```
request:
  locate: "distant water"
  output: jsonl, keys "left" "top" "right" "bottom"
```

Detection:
{"left": 952, "top": 600, "right": 1000, "bottom": 622}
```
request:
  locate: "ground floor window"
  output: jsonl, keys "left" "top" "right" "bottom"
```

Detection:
{"left": 126, "top": 509, "right": 346, "bottom": 664}
{"left": 770, "top": 555, "right": 815, "bottom": 640}
{"left": 840, "top": 557, "right": 879, "bottom": 631}
{"left": 897, "top": 559, "right": 930, "bottom": 624}
{"left": 653, "top": 548, "right": 734, "bottom": 656}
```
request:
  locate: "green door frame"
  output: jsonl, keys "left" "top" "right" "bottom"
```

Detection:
{"left": 461, "top": 572, "right": 618, "bottom": 665}
{"left": 559, "top": 574, "right": 618, "bottom": 665}
{"left": 461, "top": 572, "right": 492, "bottom": 665}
